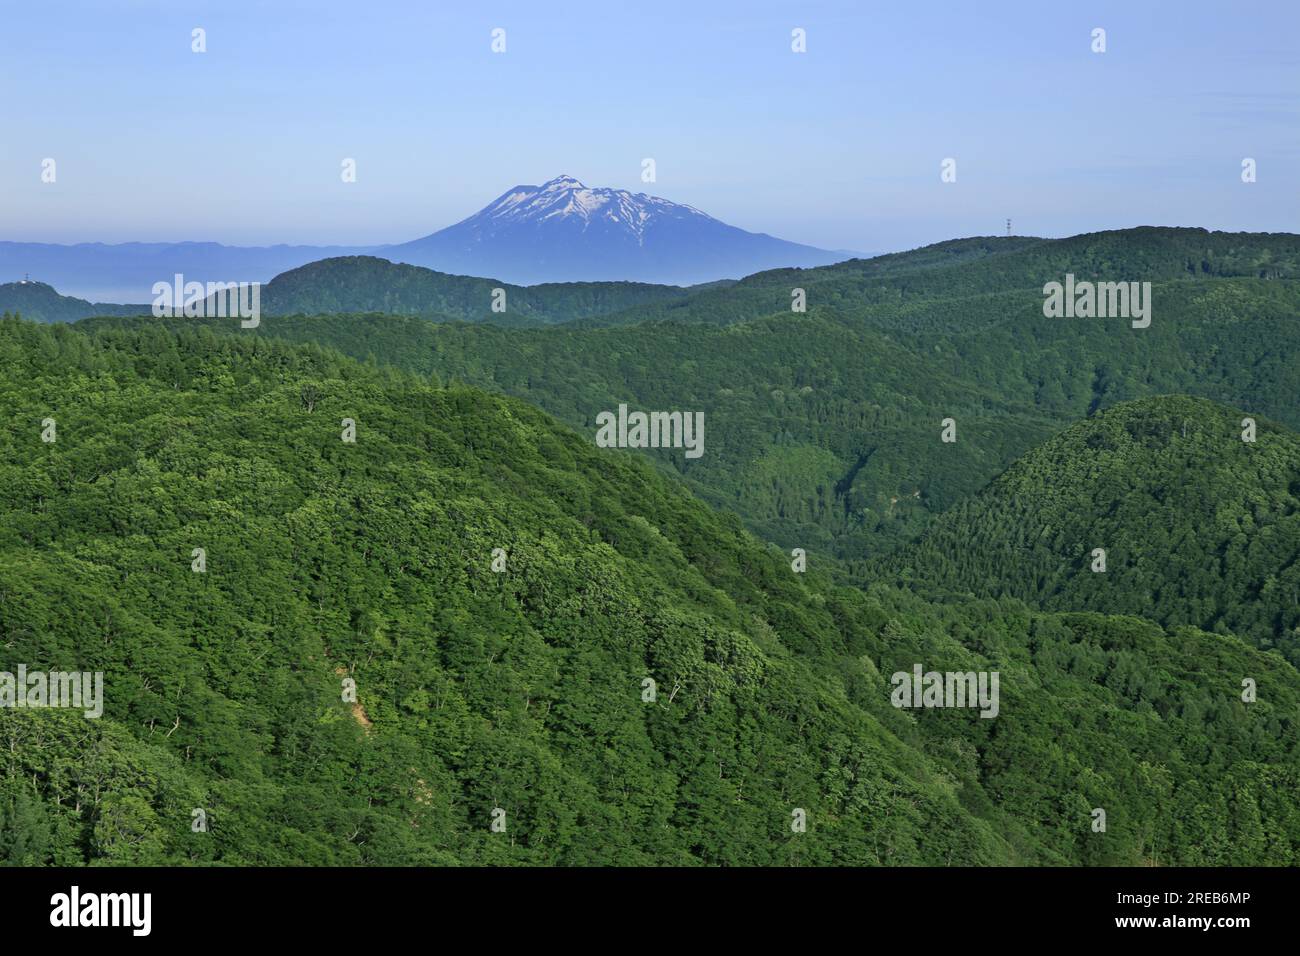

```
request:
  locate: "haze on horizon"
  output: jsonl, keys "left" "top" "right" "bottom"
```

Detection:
{"left": 2, "top": 0, "right": 1297, "bottom": 256}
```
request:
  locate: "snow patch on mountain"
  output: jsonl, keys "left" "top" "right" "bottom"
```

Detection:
{"left": 467, "top": 176, "right": 716, "bottom": 245}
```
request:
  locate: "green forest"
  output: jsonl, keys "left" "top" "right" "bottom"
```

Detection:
{"left": 86, "top": 231, "right": 1300, "bottom": 582}
{"left": 875, "top": 396, "right": 1300, "bottom": 666}
{"left": 4, "top": 226, "right": 1300, "bottom": 866}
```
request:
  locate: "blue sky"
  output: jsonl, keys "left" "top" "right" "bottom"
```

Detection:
{"left": 2, "top": 0, "right": 1297, "bottom": 254}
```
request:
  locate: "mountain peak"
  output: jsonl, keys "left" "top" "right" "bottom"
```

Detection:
{"left": 1, "top": 279, "right": 55, "bottom": 291}
{"left": 540, "top": 174, "right": 586, "bottom": 190}
{"left": 388, "top": 175, "right": 847, "bottom": 285}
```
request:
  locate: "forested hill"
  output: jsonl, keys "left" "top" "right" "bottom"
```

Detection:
{"left": 16, "top": 227, "right": 1300, "bottom": 331}
{"left": 875, "top": 395, "right": 1300, "bottom": 665}
{"left": 0, "top": 280, "right": 147, "bottom": 324}
{"left": 587, "top": 227, "right": 1300, "bottom": 329}
{"left": 80, "top": 252, "right": 1300, "bottom": 564}
{"left": 283, "top": 228, "right": 1300, "bottom": 331}
{"left": 0, "top": 258, "right": 705, "bottom": 329}
{"left": 2, "top": 315, "right": 1297, "bottom": 865}
{"left": 252, "top": 255, "right": 699, "bottom": 326}
{"left": 77, "top": 306, "right": 1063, "bottom": 560}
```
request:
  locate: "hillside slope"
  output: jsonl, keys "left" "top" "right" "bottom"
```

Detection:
{"left": 2, "top": 317, "right": 1296, "bottom": 865}
{"left": 877, "top": 396, "right": 1300, "bottom": 665}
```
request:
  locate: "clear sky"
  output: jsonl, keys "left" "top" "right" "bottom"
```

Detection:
{"left": 2, "top": 0, "right": 1297, "bottom": 254}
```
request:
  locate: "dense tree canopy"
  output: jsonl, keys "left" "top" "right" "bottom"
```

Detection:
{"left": 1, "top": 317, "right": 1297, "bottom": 865}
{"left": 875, "top": 396, "right": 1300, "bottom": 665}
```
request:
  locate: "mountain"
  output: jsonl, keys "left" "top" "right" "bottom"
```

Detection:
{"left": 385, "top": 175, "right": 850, "bottom": 285}
{"left": 0, "top": 176, "right": 851, "bottom": 301}
{"left": 875, "top": 395, "right": 1300, "bottom": 664}
{"left": 0, "top": 280, "right": 147, "bottom": 323}
{"left": 3, "top": 315, "right": 1297, "bottom": 865}
{"left": 256, "top": 256, "right": 699, "bottom": 325}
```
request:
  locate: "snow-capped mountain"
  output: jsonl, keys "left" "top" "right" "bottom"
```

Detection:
{"left": 0, "top": 176, "right": 851, "bottom": 300}
{"left": 386, "top": 175, "right": 848, "bottom": 285}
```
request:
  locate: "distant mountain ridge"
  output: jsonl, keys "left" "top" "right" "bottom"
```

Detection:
{"left": 584, "top": 226, "right": 1300, "bottom": 327}
{"left": 255, "top": 256, "right": 702, "bottom": 325}
{"left": 383, "top": 175, "right": 850, "bottom": 284}
{"left": 0, "top": 257, "right": 716, "bottom": 327}
{"left": 0, "top": 175, "right": 851, "bottom": 300}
